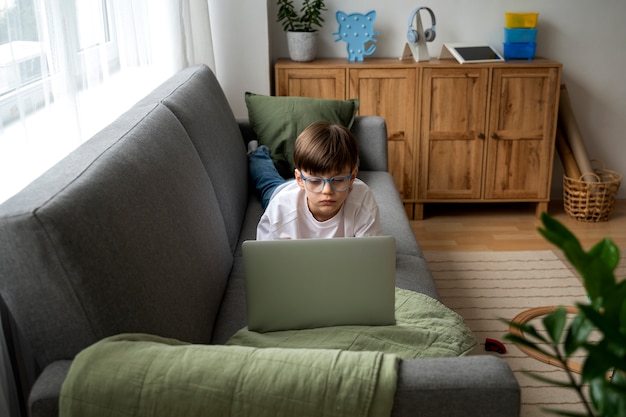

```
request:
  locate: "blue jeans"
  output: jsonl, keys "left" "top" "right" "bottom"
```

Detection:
{"left": 249, "top": 146, "right": 286, "bottom": 209}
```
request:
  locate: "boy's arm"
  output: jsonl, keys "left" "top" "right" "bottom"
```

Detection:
{"left": 256, "top": 213, "right": 272, "bottom": 240}
{"left": 353, "top": 190, "right": 382, "bottom": 237}
{"left": 354, "top": 211, "right": 382, "bottom": 237}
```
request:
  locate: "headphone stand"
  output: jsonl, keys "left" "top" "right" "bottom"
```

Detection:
{"left": 399, "top": 12, "right": 430, "bottom": 62}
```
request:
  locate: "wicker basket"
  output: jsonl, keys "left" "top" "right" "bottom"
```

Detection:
{"left": 563, "top": 165, "right": 622, "bottom": 222}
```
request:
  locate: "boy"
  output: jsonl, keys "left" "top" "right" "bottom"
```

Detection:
{"left": 248, "top": 121, "right": 382, "bottom": 240}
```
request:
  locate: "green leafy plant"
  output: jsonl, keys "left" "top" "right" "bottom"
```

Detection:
{"left": 505, "top": 213, "right": 626, "bottom": 416}
{"left": 276, "top": 0, "right": 326, "bottom": 32}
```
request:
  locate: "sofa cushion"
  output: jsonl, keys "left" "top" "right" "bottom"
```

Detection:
{"left": 244, "top": 92, "right": 359, "bottom": 178}
{"left": 0, "top": 104, "right": 232, "bottom": 367}
{"left": 357, "top": 171, "right": 423, "bottom": 258}
{"left": 134, "top": 65, "right": 248, "bottom": 254}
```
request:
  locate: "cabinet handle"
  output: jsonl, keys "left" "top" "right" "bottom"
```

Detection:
{"left": 491, "top": 132, "right": 499, "bottom": 139}
{"left": 477, "top": 133, "right": 485, "bottom": 139}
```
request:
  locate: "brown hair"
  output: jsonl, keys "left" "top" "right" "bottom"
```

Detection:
{"left": 293, "top": 121, "right": 359, "bottom": 174}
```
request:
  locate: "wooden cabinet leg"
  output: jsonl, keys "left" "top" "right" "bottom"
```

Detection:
{"left": 413, "top": 203, "right": 424, "bottom": 220}
{"left": 536, "top": 202, "right": 548, "bottom": 218}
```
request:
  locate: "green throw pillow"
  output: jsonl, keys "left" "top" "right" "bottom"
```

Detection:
{"left": 245, "top": 92, "right": 359, "bottom": 178}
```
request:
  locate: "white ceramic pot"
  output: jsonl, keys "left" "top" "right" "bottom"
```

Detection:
{"left": 287, "top": 31, "right": 319, "bottom": 62}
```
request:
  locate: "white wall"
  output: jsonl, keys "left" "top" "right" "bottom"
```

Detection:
{"left": 208, "top": 0, "right": 271, "bottom": 117}
{"left": 226, "top": 0, "right": 626, "bottom": 198}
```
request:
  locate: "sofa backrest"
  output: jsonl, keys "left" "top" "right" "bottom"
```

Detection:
{"left": 0, "top": 103, "right": 232, "bottom": 371}
{"left": 350, "top": 116, "right": 388, "bottom": 172}
{"left": 134, "top": 65, "right": 249, "bottom": 253}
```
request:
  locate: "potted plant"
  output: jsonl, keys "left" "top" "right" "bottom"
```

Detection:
{"left": 506, "top": 213, "right": 626, "bottom": 416}
{"left": 276, "top": 0, "right": 327, "bottom": 62}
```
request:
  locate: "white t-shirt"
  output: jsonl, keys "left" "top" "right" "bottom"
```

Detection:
{"left": 256, "top": 179, "right": 382, "bottom": 240}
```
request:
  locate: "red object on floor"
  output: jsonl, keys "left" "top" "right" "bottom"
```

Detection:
{"left": 485, "top": 338, "right": 507, "bottom": 354}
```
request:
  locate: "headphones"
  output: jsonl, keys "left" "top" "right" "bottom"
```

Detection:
{"left": 407, "top": 7, "right": 436, "bottom": 43}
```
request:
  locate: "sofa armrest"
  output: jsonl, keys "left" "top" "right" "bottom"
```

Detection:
{"left": 236, "top": 116, "right": 388, "bottom": 172}
{"left": 28, "top": 360, "right": 71, "bottom": 417}
{"left": 27, "top": 356, "right": 519, "bottom": 417}
{"left": 393, "top": 356, "right": 520, "bottom": 417}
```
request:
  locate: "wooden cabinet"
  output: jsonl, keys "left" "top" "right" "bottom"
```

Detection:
{"left": 275, "top": 58, "right": 561, "bottom": 220}
{"left": 275, "top": 66, "right": 346, "bottom": 100}
{"left": 348, "top": 68, "right": 416, "bottom": 201}
{"left": 418, "top": 67, "right": 489, "bottom": 201}
{"left": 417, "top": 62, "right": 561, "bottom": 219}
{"left": 485, "top": 67, "right": 560, "bottom": 202}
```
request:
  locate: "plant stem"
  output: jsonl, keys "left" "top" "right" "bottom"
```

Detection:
{"left": 550, "top": 344, "right": 597, "bottom": 417}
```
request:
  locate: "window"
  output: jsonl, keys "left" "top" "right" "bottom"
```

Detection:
{"left": 0, "top": 0, "right": 122, "bottom": 123}
{"left": 0, "top": 0, "right": 44, "bottom": 123}
{"left": 0, "top": 0, "right": 189, "bottom": 203}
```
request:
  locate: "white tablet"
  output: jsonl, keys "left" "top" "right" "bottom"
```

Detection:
{"left": 439, "top": 43, "right": 505, "bottom": 64}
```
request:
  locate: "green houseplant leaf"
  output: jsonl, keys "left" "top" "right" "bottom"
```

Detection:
{"left": 544, "top": 306, "right": 568, "bottom": 344}
{"left": 506, "top": 213, "right": 626, "bottom": 416}
{"left": 276, "top": 0, "right": 326, "bottom": 32}
{"left": 277, "top": 0, "right": 300, "bottom": 31}
{"left": 564, "top": 312, "right": 593, "bottom": 356}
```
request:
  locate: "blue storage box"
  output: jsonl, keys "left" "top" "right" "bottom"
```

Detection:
{"left": 503, "top": 42, "right": 536, "bottom": 60}
{"left": 505, "top": 28, "right": 537, "bottom": 43}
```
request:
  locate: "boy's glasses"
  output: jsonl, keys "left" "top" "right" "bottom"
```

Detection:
{"left": 300, "top": 172, "right": 352, "bottom": 193}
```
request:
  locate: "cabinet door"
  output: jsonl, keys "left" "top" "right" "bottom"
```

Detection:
{"left": 418, "top": 67, "right": 489, "bottom": 200}
{"left": 349, "top": 68, "right": 416, "bottom": 200}
{"left": 276, "top": 68, "right": 346, "bottom": 99}
{"left": 484, "top": 67, "right": 559, "bottom": 200}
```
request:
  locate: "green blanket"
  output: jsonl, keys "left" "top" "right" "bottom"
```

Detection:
{"left": 60, "top": 289, "right": 476, "bottom": 417}
{"left": 227, "top": 288, "right": 477, "bottom": 359}
{"left": 60, "top": 334, "right": 399, "bottom": 417}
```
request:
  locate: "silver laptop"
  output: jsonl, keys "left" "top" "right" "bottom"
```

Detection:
{"left": 242, "top": 236, "right": 396, "bottom": 333}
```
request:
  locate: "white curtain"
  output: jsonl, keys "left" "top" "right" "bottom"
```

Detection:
{"left": 0, "top": 0, "right": 214, "bottom": 204}
{"left": 0, "top": 1, "right": 214, "bottom": 416}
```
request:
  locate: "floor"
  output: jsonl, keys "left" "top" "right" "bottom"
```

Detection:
{"left": 411, "top": 200, "right": 626, "bottom": 416}
{"left": 410, "top": 200, "right": 626, "bottom": 251}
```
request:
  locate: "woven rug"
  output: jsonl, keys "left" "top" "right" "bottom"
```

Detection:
{"left": 423, "top": 249, "right": 626, "bottom": 417}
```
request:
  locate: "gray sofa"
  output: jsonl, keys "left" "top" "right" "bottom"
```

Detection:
{"left": 0, "top": 64, "right": 520, "bottom": 417}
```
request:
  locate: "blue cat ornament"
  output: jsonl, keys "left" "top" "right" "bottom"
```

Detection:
{"left": 333, "top": 10, "right": 379, "bottom": 62}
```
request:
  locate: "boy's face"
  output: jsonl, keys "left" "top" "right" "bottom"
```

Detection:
{"left": 295, "top": 165, "right": 358, "bottom": 222}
